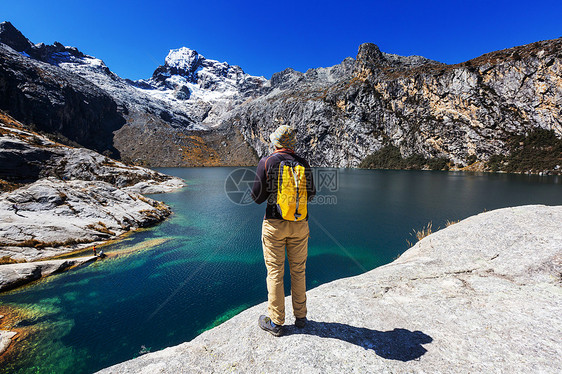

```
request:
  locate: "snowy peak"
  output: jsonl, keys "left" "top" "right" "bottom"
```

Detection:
{"left": 153, "top": 46, "right": 247, "bottom": 85}
{"left": 40, "top": 42, "right": 115, "bottom": 78}
{"left": 165, "top": 47, "right": 202, "bottom": 73}
{"left": 148, "top": 46, "right": 266, "bottom": 102}
{"left": 151, "top": 47, "right": 205, "bottom": 85}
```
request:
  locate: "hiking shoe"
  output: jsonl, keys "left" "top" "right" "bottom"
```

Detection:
{"left": 258, "top": 315, "right": 283, "bottom": 337}
{"left": 295, "top": 317, "right": 307, "bottom": 329}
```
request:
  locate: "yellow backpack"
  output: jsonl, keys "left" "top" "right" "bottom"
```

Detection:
{"left": 276, "top": 160, "right": 308, "bottom": 221}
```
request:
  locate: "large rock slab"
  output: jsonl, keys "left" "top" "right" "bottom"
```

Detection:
{"left": 98, "top": 205, "right": 562, "bottom": 373}
{"left": 0, "top": 177, "right": 171, "bottom": 262}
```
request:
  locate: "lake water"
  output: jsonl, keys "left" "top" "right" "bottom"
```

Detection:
{"left": 1, "top": 168, "right": 561, "bottom": 373}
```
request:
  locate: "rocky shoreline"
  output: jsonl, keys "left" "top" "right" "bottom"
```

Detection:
{"left": 0, "top": 177, "right": 184, "bottom": 357}
{"left": 1, "top": 110, "right": 185, "bottom": 258}
{"left": 0, "top": 109, "right": 189, "bottom": 357}
{"left": 0, "top": 255, "right": 97, "bottom": 293}
{"left": 97, "top": 205, "right": 562, "bottom": 374}
{"left": 0, "top": 109, "right": 186, "bottom": 286}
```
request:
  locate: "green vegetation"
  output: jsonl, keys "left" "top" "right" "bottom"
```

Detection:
{"left": 359, "top": 145, "right": 450, "bottom": 171}
{"left": 427, "top": 157, "right": 450, "bottom": 171}
{"left": 486, "top": 129, "right": 562, "bottom": 174}
{"left": 487, "top": 154, "right": 505, "bottom": 172}
{"left": 359, "top": 129, "right": 561, "bottom": 174}
{"left": 466, "top": 154, "right": 477, "bottom": 165}
{"left": 359, "top": 145, "right": 403, "bottom": 169}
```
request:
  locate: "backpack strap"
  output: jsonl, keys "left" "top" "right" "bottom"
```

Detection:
{"left": 265, "top": 151, "right": 292, "bottom": 176}
{"left": 274, "top": 148, "right": 295, "bottom": 154}
{"left": 264, "top": 154, "right": 277, "bottom": 175}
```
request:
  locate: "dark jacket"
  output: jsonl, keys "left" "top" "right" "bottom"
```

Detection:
{"left": 251, "top": 149, "right": 316, "bottom": 220}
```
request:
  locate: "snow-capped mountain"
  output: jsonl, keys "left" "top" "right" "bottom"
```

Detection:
{"left": 0, "top": 21, "right": 265, "bottom": 130}
{"left": 146, "top": 47, "right": 265, "bottom": 100}
{"left": 132, "top": 47, "right": 266, "bottom": 125}
{"left": 51, "top": 44, "right": 266, "bottom": 128}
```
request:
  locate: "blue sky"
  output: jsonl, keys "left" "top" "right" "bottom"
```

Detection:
{"left": 1, "top": 0, "right": 561, "bottom": 80}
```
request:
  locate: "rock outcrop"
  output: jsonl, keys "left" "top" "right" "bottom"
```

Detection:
{"left": 0, "top": 111, "right": 184, "bottom": 262}
{"left": 0, "top": 33, "right": 126, "bottom": 158}
{"left": 0, "top": 111, "right": 183, "bottom": 187}
{"left": 0, "top": 109, "right": 185, "bottom": 190}
{"left": 98, "top": 205, "right": 562, "bottom": 373}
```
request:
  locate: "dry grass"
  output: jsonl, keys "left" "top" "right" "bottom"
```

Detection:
{"left": 446, "top": 219, "right": 460, "bottom": 227}
{"left": 137, "top": 195, "right": 150, "bottom": 204}
{"left": 0, "top": 179, "right": 22, "bottom": 193}
{"left": 85, "top": 221, "right": 115, "bottom": 236}
{"left": 415, "top": 221, "right": 433, "bottom": 241}
{"left": 137, "top": 195, "right": 169, "bottom": 211}
{"left": 138, "top": 209, "right": 168, "bottom": 221}
{"left": 0, "top": 256, "right": 27, "bottom": 265}
{"left": 406, "top": 218, "right": 461, "bottom": 247}
{"left": 178, "top": 134, "right": 221, "bottom": 166}
{"left": 406, "top": 221, "right": 434, "bottom": 247}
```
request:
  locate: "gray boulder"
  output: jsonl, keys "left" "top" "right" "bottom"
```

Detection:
{"left": 0, "top": 330, "right": 17, "bottom": 356}
{"left": 0, "top": 256, "right": 96, "bottom": 292}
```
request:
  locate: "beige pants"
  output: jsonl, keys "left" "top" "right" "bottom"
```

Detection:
{"left": 262, "top": 219, "right": 309, "bottom": 325}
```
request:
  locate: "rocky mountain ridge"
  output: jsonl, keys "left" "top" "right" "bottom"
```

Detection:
{"left": 1, "top": 21, "right": 560, "bottom": 171}
{"left": 228, "top": 41, "right": 562, "bottom": 170}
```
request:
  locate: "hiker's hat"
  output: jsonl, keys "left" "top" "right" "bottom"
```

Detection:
{"left": 269, "top": 125, "right": 296, "bottom": 149}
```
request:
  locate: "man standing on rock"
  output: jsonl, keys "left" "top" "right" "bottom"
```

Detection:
{"left": 251, "top": 125, "right": 315, "bottom": 337}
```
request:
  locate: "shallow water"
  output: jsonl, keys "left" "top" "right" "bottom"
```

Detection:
{"left": 1, "top": 168, "right": 561, "bottom": 373}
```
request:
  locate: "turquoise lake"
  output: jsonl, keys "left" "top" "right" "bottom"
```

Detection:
{"left": 1, "top": 168, "right": 561, "bottom": 373}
